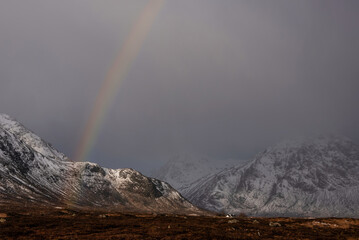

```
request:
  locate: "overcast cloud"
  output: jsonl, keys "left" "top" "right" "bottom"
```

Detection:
{"left": 1, "top": 0, "right": 359, "bottom": 174}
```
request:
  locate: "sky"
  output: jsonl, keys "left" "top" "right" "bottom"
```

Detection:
{"left": 0, "top": 0, "right": 359, "bottom": 174}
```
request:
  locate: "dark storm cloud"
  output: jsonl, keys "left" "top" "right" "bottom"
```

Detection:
{"left": 1, "top": 0, "right": 359, "bottom": 174}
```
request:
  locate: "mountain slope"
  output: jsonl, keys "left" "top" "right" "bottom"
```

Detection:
{"left": 152, "top": 153, "right": 246, "bottom": 194}
{"left": 0, "top": 114, "right": 202, "bottom": 214}
{"left": 186, "top": 136, "right": 359, "bottom": 217}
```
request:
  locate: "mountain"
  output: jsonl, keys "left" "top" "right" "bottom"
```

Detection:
{"left": 185, "top": 136, "right": 359, "bottom": 217}
{"left": 151, "top": 153, "right": 247, "bottom": 194}
{"left": 0, "top": 114, "right": 202, "bottom": 214}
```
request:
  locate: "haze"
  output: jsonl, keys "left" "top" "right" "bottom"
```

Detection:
{"left": 1, "top": 0, "right": 358, "bottom": 174}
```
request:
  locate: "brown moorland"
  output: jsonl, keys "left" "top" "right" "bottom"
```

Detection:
{"left": 0, "top": 206, "right": 358, "bottom": 240}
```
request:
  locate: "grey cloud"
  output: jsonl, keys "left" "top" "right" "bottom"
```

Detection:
{"left": 1, "top": 0, "right": 358, "bottom": 174}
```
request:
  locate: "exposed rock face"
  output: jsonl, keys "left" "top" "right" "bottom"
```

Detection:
{"left": 0, "top": 114, "right": 201, "bottom": 214}
{"left": 186, "top": 136, "right": 359, "bottom": 217}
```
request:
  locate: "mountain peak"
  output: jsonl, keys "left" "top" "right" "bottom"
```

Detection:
{"left": 152, "top": 153, "right": 247, "bottom": 193}
{"left": 0, "top": 113, "right": 19, "bottom": 128}
{"left": 0, "top": 114, "right": 203, "bottom": 214}
{"left": 186, "top": 136, "right": 359, "bottom": 217}
{"left": 258, "top": 135, "right": 359, "bottom": 167}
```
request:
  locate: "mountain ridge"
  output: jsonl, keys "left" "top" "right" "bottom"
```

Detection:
{"left": 185, "top": 135, "right": 359, "bottom": 217}
{"left": 151, "top": 152, "right": 247, "bottom": 195}
{"left": 0, "top": 114, "right": 203, "bottom": 214}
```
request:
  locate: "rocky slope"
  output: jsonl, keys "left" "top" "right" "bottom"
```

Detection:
{"left": 0, "top": 114, "right": 202, "bottom": 214}
{"left": 186, "top": 136, "right": 359, "bottom": 217}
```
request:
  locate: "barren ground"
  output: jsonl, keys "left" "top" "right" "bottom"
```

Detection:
{"left": 0, "top": 206, "right": 358, "bottom": 239}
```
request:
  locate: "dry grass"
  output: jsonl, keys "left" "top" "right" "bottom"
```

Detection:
{"left": 0, "top": 206, "right": 358, "bottom": 239}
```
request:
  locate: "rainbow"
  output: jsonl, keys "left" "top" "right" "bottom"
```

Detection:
{"left": 73, "top": 0, "right": 165, "bottom": 163}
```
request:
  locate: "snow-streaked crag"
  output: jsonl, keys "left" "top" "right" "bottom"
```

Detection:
{"left": 186, "top": 136, "right": 359, "bottom": 217}
{"left": 0, "top": 114, "right": 201, "bottom": 214}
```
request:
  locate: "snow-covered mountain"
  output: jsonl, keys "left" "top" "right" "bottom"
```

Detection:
{"left": 185, "top": 136, "right": 359, "bottom": 217}
{"left": 152, "top": 153, "right": 247, "bottom": 194}
{"left": 0, "top": 114, "right": 202, "bottom": 214}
